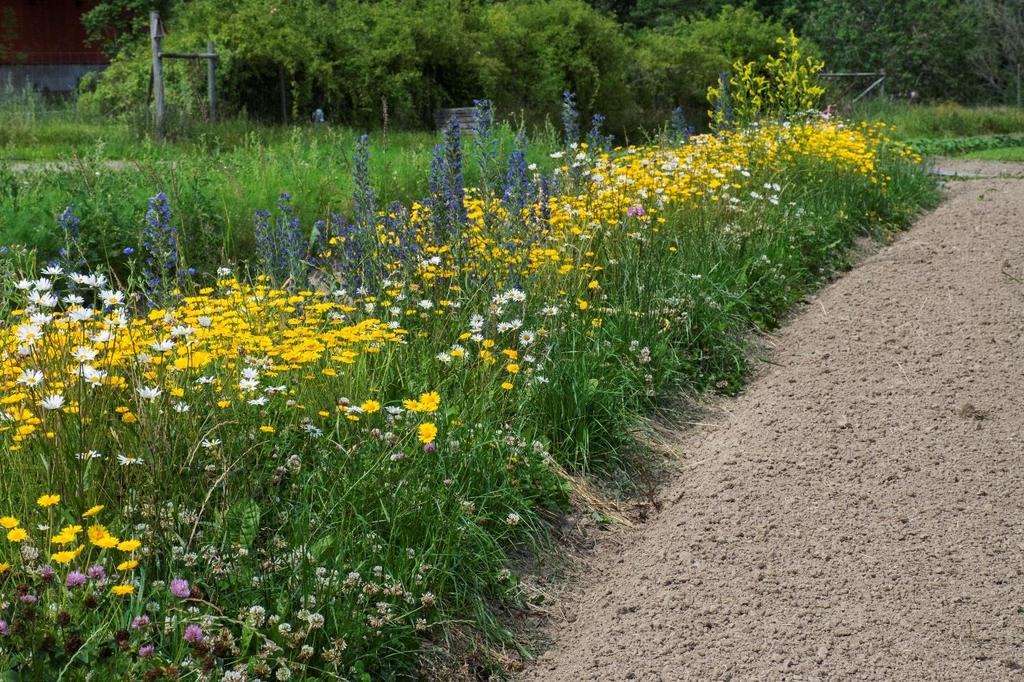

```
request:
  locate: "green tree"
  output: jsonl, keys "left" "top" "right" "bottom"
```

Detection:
{"left": 475, "top": 0, "right": 636, "bottom": 130}
{"left": 82, "top": 0, "right": 182, "bottom": 57}
{"left": 632, "top": 5, "right": 788, "bottom": 126}
{"left": 967, "top": 0, "right": 1024, "bottom": 102}
{"left": 801, "top": 0, "right": 983, "bottom": 100}
{"left": 629, "top": 0, "right": 715, "bottom": 27}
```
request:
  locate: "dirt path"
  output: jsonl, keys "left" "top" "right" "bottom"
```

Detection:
{"left": 522, "top": 172, "right": 1024, "bottom": 681}
{"left": 930, "top": 158, "right": 1024, "bottom": 179}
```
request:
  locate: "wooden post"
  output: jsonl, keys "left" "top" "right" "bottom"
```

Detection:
{"left": 207, "top": 41, "right": 217, "bottom": 121}
{"left": 879, "top": 70, "right": 886, "bottom": 100}
{"left": 150, "top": 11, "right": 165, "bottom": 138}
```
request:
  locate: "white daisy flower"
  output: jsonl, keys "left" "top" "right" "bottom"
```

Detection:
{"left": 136, "top": 386, "right": 162, "bottom": 401}
{"left": 238, "top": 378, "right": 259, "bottom": 392}
{"left": 150, "top": 339, "right": 174, "bottom": 353}
{"left": 40, "top": 395, "right": 65, "bottom": 410}
{"left": 79, "top": 365, "right": 106, "bottom": 386}
{"left": 100, "top": 290, "right": 125, "bottom": 307}
{"left": 72, "top": 346, "right": 98, "bottom": 363}
{"left": 17, "top": 369, "right": 43, "bottom": 387}
{"left": 67, "top": 307, "right": 95, "bottom": 322}
{"left": 27, "top": 291, "right": 58, "bottom": 308}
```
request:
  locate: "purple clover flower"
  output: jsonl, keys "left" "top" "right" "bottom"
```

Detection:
{"left": 170, "top": 578, "right": 190, "bottom": 599}
{"left": 66, "top": 571, "right": 88, "bottom": 588}
{"left": 86, "top": 565, "right": 105, "bottom": 580}
{"left": 139, "top": 643, "right": 155, "bottom": 658}
{"left": 183, "top": 623, "right": 204, "bottom": 643}
{"left": 131, "top": 614, "right": 151, "bottom": 630}
{"left": 0, "top": 619, "right": 7, "bottom": 636}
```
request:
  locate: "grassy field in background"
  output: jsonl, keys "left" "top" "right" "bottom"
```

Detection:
{"left": 855, "top": 102, "right": 1024, "bottom": 139}
{"left": 960, "top": 146, "right": 1024, "bottom": 162}
{"left": 0, "top": 96, "right": 563, "bottom": 277}
{"left": 2, "top": 95, "right": 1017, "bottom": 290}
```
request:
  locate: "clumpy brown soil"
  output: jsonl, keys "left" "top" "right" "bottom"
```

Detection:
{"left": 521, "top": 174, "right": 1024, "bottom": 681}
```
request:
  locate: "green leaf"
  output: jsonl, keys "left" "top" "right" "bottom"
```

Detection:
{"left": 223, "top": 497, "right": 260, "bottom": 548}
{"left": 310, "top": 534, "right": 335, "bottom": 561}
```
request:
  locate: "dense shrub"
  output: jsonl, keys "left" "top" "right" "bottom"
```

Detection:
{"left": 81, "top": 0, "right": 637, "bottom": 130}
{"left": 799, "top": 0, "right": 986, "bottom": 102}
{"left": 79, "top": 0, "right": 801, "bottom": 134}
{"left": 631, "top": 5, "right": 788, "bottom": 128}
{"left": 707, "top": 32, "right": 824, "bottom": 127}
{"left": 475, "top": 0, "right": 635, "bottom": 130}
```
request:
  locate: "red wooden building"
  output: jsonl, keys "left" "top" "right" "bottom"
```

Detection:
{"left": 0, "top": 0, "right": 108, "bottom": 92}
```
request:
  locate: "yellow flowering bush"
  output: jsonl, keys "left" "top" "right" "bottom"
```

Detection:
{"left": 708, "top": 32, "right": 827, "bottom": 127}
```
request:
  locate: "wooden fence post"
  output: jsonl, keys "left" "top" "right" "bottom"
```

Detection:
{"left": 207, "top": 41, "right": 217, "bottom": 121}
{"left": 150, "top": 11, "right": 165, "bottom": 138}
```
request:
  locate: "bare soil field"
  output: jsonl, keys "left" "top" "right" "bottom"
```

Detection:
{"left": 522, "top": 169, "right": 1024, "bottom": 681}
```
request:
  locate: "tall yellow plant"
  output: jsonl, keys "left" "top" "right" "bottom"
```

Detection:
{"left": 708, "top": 31, "right": 826, "bottom": 128}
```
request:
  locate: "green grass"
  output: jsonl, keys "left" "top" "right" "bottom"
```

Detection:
{"left": 852, "top": 102, "right": 1024, "bottom": 159}
{"left": 0, "top": 112, "right": 562, "bottom": 280}
{"left": 901, "top": 133, "right": 1024, "bottom": 157}
{"left": 960, "top": 145, "right": 1024, "bottom": 162}
{"left": 1, "top": 90, "right": 424, "bottom": 161}
{"left": 856, "top": 101, "right": 1024, "bottom": 139}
